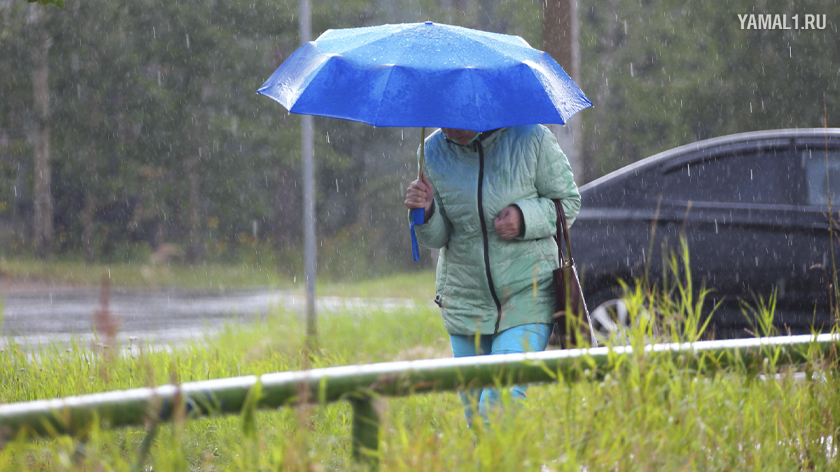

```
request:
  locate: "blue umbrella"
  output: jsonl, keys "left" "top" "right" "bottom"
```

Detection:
{"left": 258, "top": 21, "right": 591, "bottom": 131}
{"left": 257, "top": 21, "right": 592, "bottom": 260}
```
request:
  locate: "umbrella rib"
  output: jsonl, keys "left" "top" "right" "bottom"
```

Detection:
{"left": 521, "top": 53, "right": 593, "bottom": 123}
{"left": 446, "top": 40, "right": 491, "bottom": 132}
{"left": 327, "top": 24, "right": 532, "bottom": 65}
{"left": 465, "top": 66, "right": 486, "bottom": 131}
{"left": 359, "top": 29, "right": 537, "bottom": 129}
{"left": 370, "top": 32, "right": 417, "bottom": 127}
{"left": 443, "top": 35, "right": 534, "bottom": 131}
{"left": 449, "top": 34, "right": 536, "bottom": 65}
{"left": 371, "top": 63, "right": 399, "bottom": 127}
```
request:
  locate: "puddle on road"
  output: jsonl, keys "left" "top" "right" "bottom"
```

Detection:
{"left": 0, "top": 288, "right": 422, "bottom": 351}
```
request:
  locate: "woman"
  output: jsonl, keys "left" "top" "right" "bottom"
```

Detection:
{"left": 404, "top": 124, "right": 581, "bottom": 428}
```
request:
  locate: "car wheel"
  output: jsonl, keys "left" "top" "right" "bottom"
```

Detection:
{"left": 587, "top": 288, "right": 659, "bottom": 345}
{"left": 590, "top": 296, "right": 631, "bottom": 345}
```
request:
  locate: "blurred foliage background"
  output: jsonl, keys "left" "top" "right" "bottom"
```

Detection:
{"left": 0, "top": 0, "right": 838, "bottom": 280}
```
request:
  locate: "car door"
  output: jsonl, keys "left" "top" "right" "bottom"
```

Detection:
{"left": 654, "top": 139, "right": 801, "bottom": 322}
{"left": 787, "top": 139, "right": 840, "bottom": 324}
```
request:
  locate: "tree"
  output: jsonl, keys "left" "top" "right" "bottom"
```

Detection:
{"left": 28, "top": 4, "right": 53, "bottom": 258}
{"left": 576, "top": 0, "right": 840, "bottom": 181}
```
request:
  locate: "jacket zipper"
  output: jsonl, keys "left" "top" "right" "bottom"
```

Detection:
{"left": 476, "top": 140, "right": 503, "bottom": 334}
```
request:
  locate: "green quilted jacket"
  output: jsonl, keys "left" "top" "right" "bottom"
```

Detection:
{"left": 414, "top": 124, "right": 581, "bottom": 335}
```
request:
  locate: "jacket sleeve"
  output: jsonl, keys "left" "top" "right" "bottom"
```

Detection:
{"left": 407, "top": 146, "right": 452, "bottom": 249}
{"left": 410, "top": 195, "right": 452, "bottom": 249}
{"left": 513, "top": 126, "right": 581, "bottom": 241}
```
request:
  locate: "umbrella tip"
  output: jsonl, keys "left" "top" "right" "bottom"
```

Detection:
{"left": 425, "top": 21, "right": 433, "bottom": 26}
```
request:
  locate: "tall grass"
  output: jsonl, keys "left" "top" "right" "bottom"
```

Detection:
{"left": 595, "top": 236, "right": 722, "bottom": 346}
{"left": 1, "top": 295, "right": 838, "bottom": 471}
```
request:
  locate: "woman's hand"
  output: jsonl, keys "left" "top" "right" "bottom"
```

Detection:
{"left": 494, "top": 205, "right": 523, "bottom": 240}
{"left": 405, "top": 172, "right": 434, "bottom": 213}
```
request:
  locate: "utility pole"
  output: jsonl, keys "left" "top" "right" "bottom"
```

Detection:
{"left": 299, "top": 0, "right": 317, "bottom": 348}
{"left": 543, "top": 0, "right": 584, "bottom": 184}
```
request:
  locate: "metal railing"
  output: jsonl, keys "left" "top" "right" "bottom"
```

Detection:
{"left": 0, "top": 334, "right": 837, "bottom": 470}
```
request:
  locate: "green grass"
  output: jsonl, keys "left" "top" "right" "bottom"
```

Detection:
{"left": 0, "top": 256, "right": 435, "bottom": 298}
{"left": 0, "top": 242, "right": 837, "bottom": 471}
{"left": 0, "top": 301, "right": 838, "bottom": 471}
{"left": 315, "top": 270, "right": 435, "bottom": 299}
{"left": 0, "top": 257, "right": 290, "bottom": 291}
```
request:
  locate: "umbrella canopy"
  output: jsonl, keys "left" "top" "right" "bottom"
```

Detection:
{"left": 257, "top": 21, "right": 591, "bottom": 131}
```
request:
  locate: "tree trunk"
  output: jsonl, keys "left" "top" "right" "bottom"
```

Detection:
{"left": 81, "top": 152, "right": 97, "bottom": 263}
{"left": 544, "top": 0, "right": 584, "bottom": 183}
{"left": 185, "top": 147, "right": 203, "bottom": 263}
{"left": 29, "top": 4, "right": 53, "bottom": 259}
{"left": 273, "top": 165, "right": 301, "bottom": 248}
{"left": 543, "top": 0, "right": 574, "bottom": 75}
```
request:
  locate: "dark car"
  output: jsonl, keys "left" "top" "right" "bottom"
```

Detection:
{"left": 575, "top": 128, "right": 840, "bottom": 339}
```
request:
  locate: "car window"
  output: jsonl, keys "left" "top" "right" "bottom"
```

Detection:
{"left": 660, "top": 149, "right": 795, "bottom": 204}
{"left": 803, "top": 149, "right": 840, "bottom": 206}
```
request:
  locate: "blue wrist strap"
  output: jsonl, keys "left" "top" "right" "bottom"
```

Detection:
{"left": 410, "top": 207, "right": 425, "bottom": 262}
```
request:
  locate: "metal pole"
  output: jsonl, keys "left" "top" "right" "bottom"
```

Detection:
{"left": 302, "top": 114, "right": 316, "bottom": 346}
{"left": 299, "top": 0, "right": 317, "bottom": 346}
{"left": 1, "top": 334, "right": 837, "bottom": 441}
{"left": 349, "top": 392, "right": 380, "bottom": 469}
{"left": 129, "top": 424, "right": 158, "bottom": 472}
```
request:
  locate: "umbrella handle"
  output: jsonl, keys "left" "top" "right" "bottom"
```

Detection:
{"left": 418, "top": 127, "right": 425, "bottom": 181}
{"left": 410, "top": 127, "right": 427, "bottom": 262}
{"left": 410, "top": 208, "right": 423, "bottom": 262}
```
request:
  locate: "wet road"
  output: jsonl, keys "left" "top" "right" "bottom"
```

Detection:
{"left": 0, "top": 287, "right": 419, "bottom": 349}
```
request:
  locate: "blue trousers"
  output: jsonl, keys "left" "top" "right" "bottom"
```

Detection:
{"left": 449, "top": 323, "right": 553, "bottom": 428}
